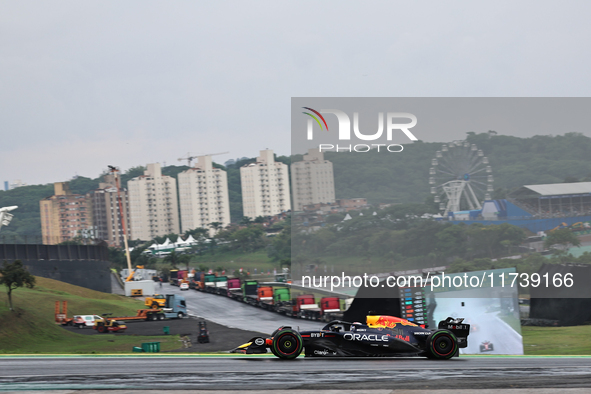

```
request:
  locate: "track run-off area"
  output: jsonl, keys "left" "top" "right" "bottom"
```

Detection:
{"left": 1, "top": 355, "right": 591, "bottom": 391}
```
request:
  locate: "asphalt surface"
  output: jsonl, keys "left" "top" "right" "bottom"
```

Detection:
{"left": 60, "top": 316, "right": 267, "bottom": 352}
{"left": 161, "top": 283, "right": 327, "bottom": 334}
{"left": 1, "top": 356, "right": 591, "bottom": 390}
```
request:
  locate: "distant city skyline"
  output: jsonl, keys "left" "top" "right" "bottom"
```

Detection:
{"left": 3, "top": 1, "right": 591, "bottom": 186}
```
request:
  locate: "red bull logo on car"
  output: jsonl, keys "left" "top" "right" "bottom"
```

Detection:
{"left": 366, "top": 315, "right": 418, "bottom": 328}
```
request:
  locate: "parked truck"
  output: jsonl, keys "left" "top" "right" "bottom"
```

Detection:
{"left": 256, "top": 286, "right": 274, "bottom": 309}
{"left": 240, "top": 280, "right": 259, "bottom": 304}
{"left": 273, "top": 294, "right": 343, "bottom": 321}
{"left": 319, "top": 296, "right": 343, "bottom": 321}
{"left": 169, "top": 269, "right": 188, "bottom": 286}
{"left": 169, "top": 269, "right": 179, "bottom": 286}
{"left": 214, "top": 275, "right": 229, "bottom": 295}
{"left": 226, "top": 278, "right": 242, "bottom": 298}
{"left": 294, "top": 294, "right": 322, "bottom": 319}
{"left": 202, "top": 274, "right": 217, "bottom": 292}
{"left": 160, "top": 294, "right": 187, "bottom": 319}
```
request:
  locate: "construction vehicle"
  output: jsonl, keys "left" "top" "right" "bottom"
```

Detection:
{"left": 145, "top": 294, "right": 167, "bottom": 309}
{"left": 549, "top": 222, "right": 568, "bottom": 232}
{"left": 93, "top": 317, "right": 127, "bottom": 333}
{"left": 125, "top": 265, "right": 145, "bottom": 282}
{"left": 198, "top": 320, "right": 210, "bottom": 343}
{"left": 104, "top": 309, "right": 166, "bottom": 322}
{"left": 54, "top": 301, "right": 75, "bottom": 326}
{"left": 142, "top": 294, "right": 187, "bottom": 319}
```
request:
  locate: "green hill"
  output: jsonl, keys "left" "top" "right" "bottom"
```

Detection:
{"left": 0, "top": 277, "right": 179, "bottom": 353}
{"left": 2, "top": 132, "right": 591, "bottom": 241}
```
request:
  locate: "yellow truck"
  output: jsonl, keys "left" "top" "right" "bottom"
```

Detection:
{"left": 145, "top": 294, "right": 167, "bottom": 309}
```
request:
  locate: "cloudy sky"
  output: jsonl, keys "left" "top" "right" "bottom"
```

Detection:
{"left": 2, "top": 1, "right": 591, "bottom": 185}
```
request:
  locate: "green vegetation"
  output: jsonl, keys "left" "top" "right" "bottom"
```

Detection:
{"left": 0, "top": 260, "right": 35, "bottom": 310}
{"left": 3, "top": 132, "right": 591, "bottom": 242}
{"left": 0, "top": 277, "right": 179, "bottom": 354}
{"left": 292, "top": 203, "right": 532, "bottom": 274}
{"left": 544, "top": 228, "right": 582, "bottom": 252}
{"left": 523, "top": 326, "right": 591, "bottom": 355}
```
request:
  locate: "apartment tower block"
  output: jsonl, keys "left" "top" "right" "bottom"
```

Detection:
{"left": 127, "top": 163, "right": 180, "bottom": 241}
{"left": 178, "top": 155, "right": 231, "bottom": 233}
{"left": 240, "top": 149, "right": 290, "bottom": 219}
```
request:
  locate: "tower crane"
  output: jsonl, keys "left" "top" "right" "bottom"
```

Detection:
{"left": 177, "top": 151, "right": 230, "bottom": 167}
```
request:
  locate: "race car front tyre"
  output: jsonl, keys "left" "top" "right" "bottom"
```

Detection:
{"left": 270, "top": 329, "right": 280, "bottom": 357}
{"left": 272, "top": 329, "right": 303, "bottom": 360}
{"left": 426, "top": 330, "right": 457, "bottom": 360}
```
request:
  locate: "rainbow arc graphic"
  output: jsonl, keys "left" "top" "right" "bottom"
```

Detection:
{"left": 302, "top": 107, "right": 329, "bottom": 131}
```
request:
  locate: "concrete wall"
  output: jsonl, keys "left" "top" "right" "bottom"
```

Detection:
{"left": 22, "top": 259, "right": 111, "bottom": 293}
{"left": 0, "top": 244, "right": 111, "bottom": 293}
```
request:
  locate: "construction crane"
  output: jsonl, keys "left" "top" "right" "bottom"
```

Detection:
{"left": 177, "top": 151, "right": 230, "bottom": 167}
{"left": 107, "top": 165, "right": 132, "bottom": 278}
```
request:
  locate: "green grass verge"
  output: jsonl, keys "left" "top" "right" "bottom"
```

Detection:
{"left": 0, "top": 277, "right": 180, "bottom": 354}
{"left": 523, "top": 325, "right": 591, "bottom": 355}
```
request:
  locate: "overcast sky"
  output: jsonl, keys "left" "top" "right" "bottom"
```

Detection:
{"left": 2, "top": 1, "right": 591, "bottom": 186}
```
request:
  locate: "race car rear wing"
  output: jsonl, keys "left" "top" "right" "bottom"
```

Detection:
{"left": 438, "top": 317, "right": 470, "bottom": 348}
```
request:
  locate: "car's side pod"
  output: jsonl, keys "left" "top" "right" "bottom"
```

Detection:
{"left": 438, "top": 317, "right": 470, "bottom": 348}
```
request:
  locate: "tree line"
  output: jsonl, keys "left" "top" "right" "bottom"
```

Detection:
{"left": 2, "top": 132, "right": 591, "bottom": 241}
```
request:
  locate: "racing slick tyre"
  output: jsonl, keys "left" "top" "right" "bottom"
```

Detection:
{"left": 271, "top": 329, "right": 303, "bottom": 360}
{"left": 270, "top": 328, "right": 280, "bottom": 358}
{"left": 426, "top": 330, "right": 457, "bottom": 360}
{"left": 151, "top": 303, "right": 159, "bottom": 309}
{"left": 97, "top": 324, "right": 107, "bottom": 334}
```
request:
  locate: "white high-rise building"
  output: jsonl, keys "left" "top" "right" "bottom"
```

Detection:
{"left": 127, "top": 163, "right": 180, "bottom": 241}
{"left": 291, "top": 148, "right": 336, "bottom": 211}
{"left": 240, "top": 149, "right": 290, "bottom": 219}
{"left": 178, "top": 155, "right": 231, "bottom": 233}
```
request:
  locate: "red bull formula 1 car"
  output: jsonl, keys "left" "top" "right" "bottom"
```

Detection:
{"left": 232, "top": 314, "right": 470, "bottom": 360}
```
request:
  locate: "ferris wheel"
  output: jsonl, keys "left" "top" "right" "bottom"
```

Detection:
{"left": 429, "top": 141, "right": 493, "bottom": 215}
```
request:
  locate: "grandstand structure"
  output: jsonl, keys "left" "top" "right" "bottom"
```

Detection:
{"left": 446, "top": 182, "right": 591, "bottom": 233}
{"left": 508, "top": 182, "right": 591, "bottom": 219}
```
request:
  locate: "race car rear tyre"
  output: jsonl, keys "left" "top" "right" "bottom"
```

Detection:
{"left": 272, "top": 329, "right": 303, "bottom": 360}
{"left": 97, "top": 325, "right": 107, "bottom": 334}
{"left": 426, "top": 330, "right": 457, "bottom": 360}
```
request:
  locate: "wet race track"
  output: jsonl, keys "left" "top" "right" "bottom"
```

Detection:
{"left": 161, "top": 282, "right": 327, "bottom": 334}
{"left": 2, "top": 356, "right": 591, "bottom": 390}
{"left": 5, "top": 283, "right": 589, "bottom": 391}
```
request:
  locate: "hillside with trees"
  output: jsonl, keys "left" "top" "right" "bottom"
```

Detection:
{"left": 1, "top": 132, "right": 591, "bottom": 241}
